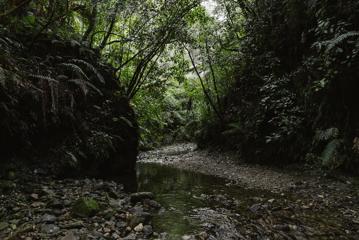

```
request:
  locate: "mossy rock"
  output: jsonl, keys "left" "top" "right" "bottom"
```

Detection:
{"left": 72, "top": 197, "right": 100, "bottom": 217}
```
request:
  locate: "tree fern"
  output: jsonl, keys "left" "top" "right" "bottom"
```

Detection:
{"left": 70, "top": 59, "right": 105, "bottom": 84}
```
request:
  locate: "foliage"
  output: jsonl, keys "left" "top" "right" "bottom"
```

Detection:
{"left": 198, "top": 0, "right": 359, "bottom": 171}
{"left": 2, "top": 0, "right": 359, "bottom": 173}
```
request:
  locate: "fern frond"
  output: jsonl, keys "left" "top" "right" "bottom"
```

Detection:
{"left": 68, "top": 79, "right": 103, "bottom": 96}
{"left": 326, "top": 31, "right": 359, "bottom": 51}
{"left": 59, "top": 63, "right": 89, "bottom": 81}
{"left": 0, "top": 37, "right": 8, "bottom": 49}
{"left": 115, "top": 116, "right": 134, "bottom": 128}
{"left": 0, "top": 67, "right": 6, "bottom": 87}
{"left": 70, "top": 59, "right": 105, "bottom": 84}
{"left": 29, "top": 74, "right": 59, "bottom": 84}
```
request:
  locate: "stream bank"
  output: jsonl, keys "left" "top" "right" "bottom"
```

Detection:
{"left": 0, "top": 166, "right": 159, "bottom": 240}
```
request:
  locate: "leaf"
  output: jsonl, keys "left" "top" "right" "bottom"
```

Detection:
{"left": 118, "top": 116, "right": 134, "bottom": 128}
{"left": 68, "top": 79, "right": 103, "bottom": 96}
{"left": 59, "top": 63, "right": 89, "bottom": 81}
{"left": 29, "top": 74, "right": 59, "bottom": 84}
{"left": 0, "top": 67, "right": 6, "bottom": 87}
{"left": 70, "top": 59, "right": 105, "bottom": 84}
{"left": 326, "top": 31, "right": 359, "bottom": 52}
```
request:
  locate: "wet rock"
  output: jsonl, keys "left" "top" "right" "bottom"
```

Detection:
{"left": 31, "top": 201, "right": 46, "bottom": 208}
{"left": 30, "top": 193, "right": 39, "bottom": 200}
{"left": 123, "top": 233, "right": 136, "bottom": 240}
{"left": 249, "top": 203, "right": 267, "bottom": 214}
{"left": 197, "top": 231, "right": 209, "bottom": 240}
{"left": 128, "top": 207, "right": 151, "bottom": 227}
{"left": 143, "top": 199, "right": 161, "bottom": 209}
{"left": 60, "top": 231, "right": 79, "bottom": 240}
{"left": 72, "top": 197, "right": 100, "bottom": 217}
{"left": 143, "top": 225, "right": 153, "bottom": 237}
{"left": 40, "top": 214, "right": 57, "bottom": 223}
{"left": 182, "top": 235, "right": 195, "bottom": 240}
{"left": 130, "top": 192, "right": 154, "bottom": 204}
{"left": 41, "top": 224, "right": 60, "bottom": 234}
{"left": 109, "top": 198, "right": 127, "bottom": 209}
{"left": 61, "top": 221, "right": 84, "bottom": 229}
{"left": 115, "top": 220, "right": 127, "bottom": 231}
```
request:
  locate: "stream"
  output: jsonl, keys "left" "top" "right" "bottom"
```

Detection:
{"left": 121, "top": 144, "right": 359, "bottom": 239}
{"left": 134, "top": 162, "right": 277, "bottom": 239}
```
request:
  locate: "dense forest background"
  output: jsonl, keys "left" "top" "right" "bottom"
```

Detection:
{"left": 1, "top": 0, "right": 359, "bottom": 173}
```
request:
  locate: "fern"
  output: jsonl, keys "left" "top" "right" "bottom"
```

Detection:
{"left": 0, "top": 37, "right": 9, "bottom": 52}
{"left": 58, "top": 63, "right": 89, "bottom": 81}
{"left": 70, "top": 59, "right": 105, "bottom": 84}
{"left": 0, "top": 67, "right": 6, "bottom": 87}
{"left": 113, "top": 116, "right": 134, "bottom": 128}
{"left": 326, "top": 31, "right": 359, "bottom": 52}
{"left": 118, "top": 116, "right": 134, "bottom": 128}
{"left": 29, "top": 74, "right": 59, "bottom": 84}
{"left": 68, "top": 79, "right": 103, "bottom": 96}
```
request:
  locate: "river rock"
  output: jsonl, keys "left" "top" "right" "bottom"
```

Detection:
{"left": 128, "top": 207, "right": 151, "bottom": 227}
{"left": 143, "top": 225, "right": 153, "bottom": 237}
{"left": 182, "top": 235, "right": 196, "bottom": 240}
{"left": 41, "top": 224, "right": 60, "bottom": 234}
{"left": 134, "top": 223, "right": 143, "bottom": 232}
{"left": 41, "top": 214, "right": 57, "bottom": 223}
{"left": 123, "top": 233, "right": 136, "bottom": 240}
{"left": 143, "top": 199, "right": 161, "bottom": 209}
{"left": 130, "top": 192, "right": 154, "bottom": 203}
{"left": 72, "top": 197, "right": 100, "bottom": 217}
{"left": 60, "top": 231, "right": 79, "bottom": 240}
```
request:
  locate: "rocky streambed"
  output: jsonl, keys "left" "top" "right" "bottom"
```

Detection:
{"left": 2, "top": 143, "right": 359, "bottom": 240}
{"left": 0, "top": 170, "right": 160, "bottom": 240}
{"left": 137, "top": 144, "right": 359, "bottom": 240}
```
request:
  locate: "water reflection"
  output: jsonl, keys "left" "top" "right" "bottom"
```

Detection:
{"left": 135, "top": 162, "right": 274, "bottom": 238}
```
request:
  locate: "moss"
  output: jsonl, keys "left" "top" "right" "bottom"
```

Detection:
{"left": 72, "top": 197, "right": 100, "bottom": 217}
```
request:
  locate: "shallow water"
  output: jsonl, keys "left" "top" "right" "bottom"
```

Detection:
{"left": 135, "top": 162, "right": 276, "bottom": 239}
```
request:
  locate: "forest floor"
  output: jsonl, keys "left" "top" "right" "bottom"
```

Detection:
{"left": 139, "top": 143, "right": 359, "bottom": 239}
